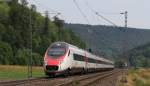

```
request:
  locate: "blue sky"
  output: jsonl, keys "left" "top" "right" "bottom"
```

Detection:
{"left": 28, "top": 0, "right": 150, "bottom": 29}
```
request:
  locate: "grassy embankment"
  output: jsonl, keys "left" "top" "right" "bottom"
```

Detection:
{"left": 118, "top": 68, "right": 150, "bottom": 86}
{"left": 0, "top": 65, "right": 44, "bottom": 80}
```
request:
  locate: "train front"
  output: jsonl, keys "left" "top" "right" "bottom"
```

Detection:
{"left": 43, "top": 42, "right": 68, "bottom": 76}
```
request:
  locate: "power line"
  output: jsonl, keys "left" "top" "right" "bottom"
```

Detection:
{"left": 73, "top": 0, "right": 90, "bottom": 25}
{"left": 32, "top": 0, "right": 59, "bottom": 13}
{"left": 95, "top": 12, "right": 117, "bottom": 26}
{"left": 84, "top": 0, "right": 117, "bottom": 26}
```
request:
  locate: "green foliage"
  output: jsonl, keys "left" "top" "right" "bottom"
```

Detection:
{"left": 0, "top": 2, "right": 9, "bottom": 24}
{"left": 127, "top": 43, "right": 150, "bottom": 67}
{"left": 0, "top": 65, "right": 44, "bottom": 79}
{"left": 53, "top": 16, "right": 64, "bottom": 28}
{"left": 135, "top": 78, "right": 150, "bottom": 86}
{"left": 0, "top": 1, "right": 86, "bottom": 65}
{"left": 0, "top": 42, "right": 13, "bottom": 64}
{"left": 15, "top": 48, "right": 30, "bottom": 65}
{"left": 114, "top": 60, "right": 125, "bottom": 68}
{"left": 32, "top": 53, "right": 42, "bottom": 66}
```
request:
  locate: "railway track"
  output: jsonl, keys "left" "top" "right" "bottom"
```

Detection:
{"left": 58, "top": 69, "right": 123, "bottom": 86}
{"left": 0, "top": 69, "right": 125, "bottom": 86}
{"left": 0, "top": 77, "right": 46, "bottom": 86}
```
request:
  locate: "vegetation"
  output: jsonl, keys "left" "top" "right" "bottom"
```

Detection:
{"left": 0, "top": 0, "right": 86, "bottom": 66}
{"left": 0, "top": 65, "right": 44, "bottom": 79}
{"left": 127, "top": 43, "right": 150, "bottom": 67}
{"left": 118, "top": 69, "right": 150, "bottom": 86}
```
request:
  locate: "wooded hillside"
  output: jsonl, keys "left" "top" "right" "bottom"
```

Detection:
{"left": 0, "top": 0, "right": 86, "bottom": 65}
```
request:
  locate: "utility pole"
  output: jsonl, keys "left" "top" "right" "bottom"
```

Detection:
{"left": 28, "top": 5, "right": 33, "bottom": 79}
{"left": 43, "top": 10, "right": 49, "bottom": 35}
{"left": 125, "top": 11, "right": 128, "bottom": 28}
{"left": 120, "top": 11, "right": 129, "bottom": 68}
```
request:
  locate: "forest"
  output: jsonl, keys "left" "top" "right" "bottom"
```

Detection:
{"left": 0, "top": 0, "right": 86, "bottom": 66}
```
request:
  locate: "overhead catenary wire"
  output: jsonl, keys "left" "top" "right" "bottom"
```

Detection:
{"left": 84, "top": 0, "right": 117, "bottom": 27}
{"left": 32, "top": 0, "right": 60, "bottom": 14}
{"left": 73, "top": 0, "right": 90, "bottom": 25}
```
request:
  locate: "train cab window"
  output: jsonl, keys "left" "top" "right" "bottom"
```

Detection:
{"left": 47, "top": 48, "right": 66, "bottom": 58}
{"left": 47, "top": 43, "right": 67, "bottom": 58}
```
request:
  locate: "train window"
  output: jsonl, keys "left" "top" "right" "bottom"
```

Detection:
{"left": 73, "top": 54, "right": 113, "bottom": 65}
{"left": 47, "top": 42, "right": 67, "bottom": 58}
{"left": 87, "top": 57, "right": 113, "bottom": 65}
{"left": 88, "top": 58, "right": 96, "bottom": 63}
{"left": 73, "top": 54, "right": 84, "bottom": 61}
{"left": 47, "top": 48, "right": 66, "bottom": 58}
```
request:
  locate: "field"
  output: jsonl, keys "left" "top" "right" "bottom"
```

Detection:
{"left": 118, "top": 68, "right": 150, "bottom": 86}
{"left": 0, "top": 65, "right": 44, "bottom": 80}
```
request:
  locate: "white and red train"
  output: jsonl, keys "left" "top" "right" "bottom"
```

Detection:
{"left": 43, "top": 42, "right": 114, "bottom": 76}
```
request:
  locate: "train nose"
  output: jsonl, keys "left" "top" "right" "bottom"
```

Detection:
{"left": 45, "top": 65, "right": 59, "bottom": 71}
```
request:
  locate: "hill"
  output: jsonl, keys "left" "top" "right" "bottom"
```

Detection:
{"left": 0, "top": 1, "right": 86, "bottom": 65}
{"left": 65, "top": 24, "right": 150, "bottom": 59}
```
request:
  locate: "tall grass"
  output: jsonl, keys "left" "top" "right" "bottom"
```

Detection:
{"left": 0, "top": 65, "right": 44, "bottom": 80}
{"left": 118, "top": 68, "right": 150, "bottom": 86}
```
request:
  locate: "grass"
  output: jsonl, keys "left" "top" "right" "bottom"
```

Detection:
{"left": 0, "top": 65, "right": 45, "bottom": 80}
{"left": 118, "top": 68, "right": 150, "bottom": 86}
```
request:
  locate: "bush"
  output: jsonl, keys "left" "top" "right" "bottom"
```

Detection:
{"left": 32, "top": 52, "right": 43, "bottom": 66}
{"left": 0, "top": 41, "right": 13, "bottom": 64}
{"left": 15, "top": 48, "right": 31, "bottom": 65}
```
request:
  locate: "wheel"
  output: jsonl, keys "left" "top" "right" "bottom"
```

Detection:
{"left": 81, "top": 68, "right": 86, "bottom": 74}
{"left": 63, "top": 69, "right": 71, "bottom": 77}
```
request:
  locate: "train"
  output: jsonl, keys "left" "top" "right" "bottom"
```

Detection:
{"left": 43, "top": 42, "right": 114, "bottom": 76}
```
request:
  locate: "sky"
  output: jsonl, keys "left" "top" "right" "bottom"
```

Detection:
{"left": 28, "top": 0, "right": 150, "bottom": 29}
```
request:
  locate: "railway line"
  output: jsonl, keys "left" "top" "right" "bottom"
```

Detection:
{"left": 0, "top": 69, "right": 126, "bottom": 86}
{"left": 58, "top": 69, "right": 123, "bottom": 86}
{"left": 0, "top": 77, "right": 47, "bottom": 86}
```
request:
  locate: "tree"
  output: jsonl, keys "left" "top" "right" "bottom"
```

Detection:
{"left": 53, "top": 16, "right": 64, "bottom": 40}
{"left": 15, "top": 48, "right": 30, "bottom": 65}
{"left": 32, "top": 52, "right": 42, "bottom": 66}
{"left": 9, "top": 0, "right": 31, "bottom": 48}
{"left": 53, "top": 16, "right": 64, "bottom": 28}
{"left": 20, "top": 0, "right": 28, "bottom": 6}
{"left": 115, "top": 60, "right": 125, "bottom": 68}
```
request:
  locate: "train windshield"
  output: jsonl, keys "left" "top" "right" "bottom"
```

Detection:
{"left": 47, "top": 43, "right": 67, "bottom": 58}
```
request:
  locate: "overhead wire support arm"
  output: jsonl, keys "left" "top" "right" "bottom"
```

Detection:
{"left": 84, "top": 0, "right": 117, "bottom": 27}
{"left": 95, "top": 12, "right": 117, "bottom": 27}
